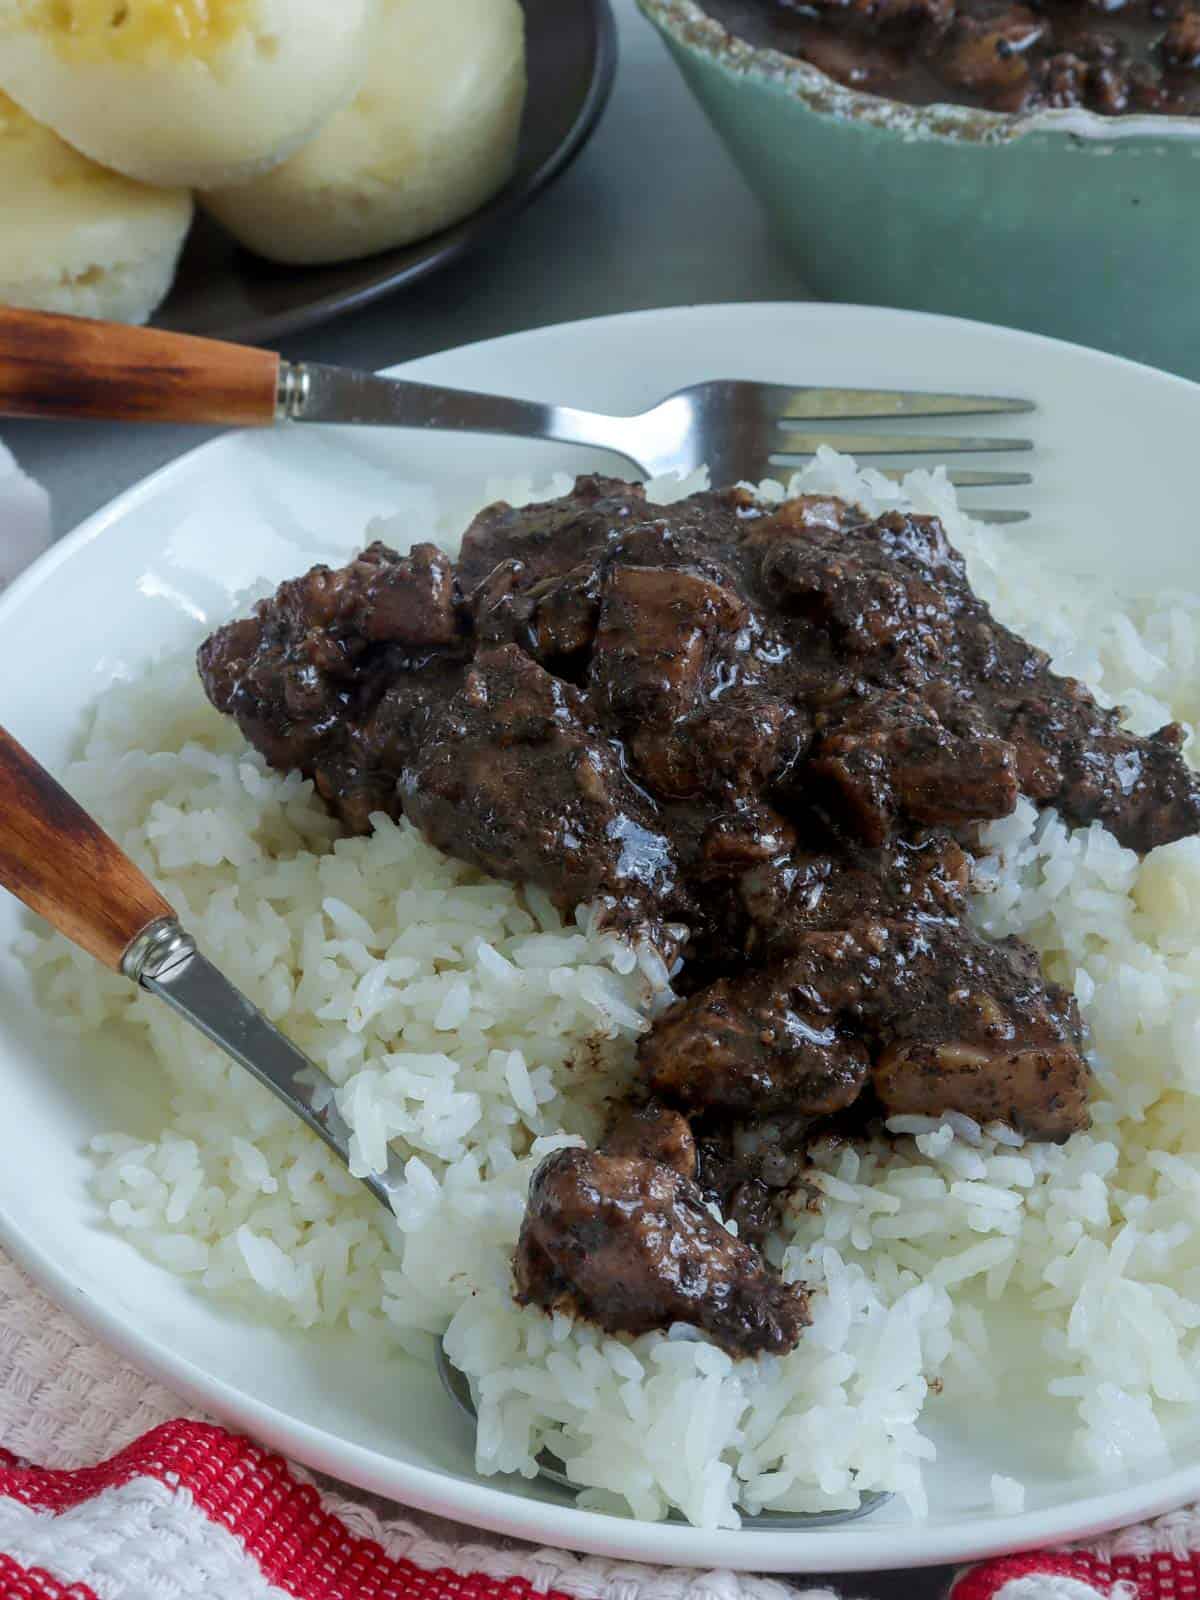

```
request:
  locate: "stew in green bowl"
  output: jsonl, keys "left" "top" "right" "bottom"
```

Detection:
{"left": 638, "top": 0, "right": 1200, "bottom": 381}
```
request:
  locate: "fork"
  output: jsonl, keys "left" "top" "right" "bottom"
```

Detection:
{"left": 0, "top": 307, "right": 1034, "bottom": 522}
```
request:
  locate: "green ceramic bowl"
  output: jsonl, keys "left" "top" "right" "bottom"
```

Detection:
{"left": 638, "top": 0, "right": 1200, "bottom": 380}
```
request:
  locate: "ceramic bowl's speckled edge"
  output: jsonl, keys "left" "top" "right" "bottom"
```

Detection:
{"left": 639, "top": 0, "right": 1200, "bottom": 144}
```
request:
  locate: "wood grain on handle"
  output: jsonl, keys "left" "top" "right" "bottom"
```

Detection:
{"left": 0, "top": 725, "right": 174, "bottom": 972}
{"left": 0, "top": 307, "right": 280, "bottom": 427}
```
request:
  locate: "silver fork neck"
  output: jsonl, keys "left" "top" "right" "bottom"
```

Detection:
{"left": 273, "top": 360, "right": 646, "bottom": 473}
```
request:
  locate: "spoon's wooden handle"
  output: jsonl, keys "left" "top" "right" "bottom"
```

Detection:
{"left": 0, "top": 307, "right": 281, "bottom": 427}
{"left": 0, "top": 725, "right": 174, "bottom": 972}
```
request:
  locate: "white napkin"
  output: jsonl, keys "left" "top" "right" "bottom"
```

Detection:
{"left": 0, "top": 435, "right": 53, "bottom": 588}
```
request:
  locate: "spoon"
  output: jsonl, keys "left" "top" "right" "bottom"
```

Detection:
{"left": 0, "top": 722, "right": 890, "bottom": 1528}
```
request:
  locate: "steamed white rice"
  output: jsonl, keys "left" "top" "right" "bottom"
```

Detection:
{"left": 20, "top": 451, "right": 1200, "bottom": 1528}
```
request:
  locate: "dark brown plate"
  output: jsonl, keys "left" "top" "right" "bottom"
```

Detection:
{"left": 153, "top": 0, "right": 617, "bottom": 346}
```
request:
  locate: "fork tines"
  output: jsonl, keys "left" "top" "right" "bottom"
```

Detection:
{"left": 766, "top": 386, "right": 1034, "bottom": 421}
{"left": 772, "top": 431, "right": 1034, "bottom": 459}
{"left": 760, "top": 387, "right": 1035, "bottom": 524}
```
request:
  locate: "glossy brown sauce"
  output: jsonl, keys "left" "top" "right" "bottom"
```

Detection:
{"left": 703, "top": 0, "right": 1200, "bottom": 116}
{"left": 199, "top": 479, "right": 1199, "bottom": 1357}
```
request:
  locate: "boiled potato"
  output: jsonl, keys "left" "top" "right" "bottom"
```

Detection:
{"left": 0, "top": 0, "right": 376, "bottom": 189}
{"left": 202, "top": 0, "right": 525, "bottom": 266}
{"left": 0, "top": 89, "right": 191, "bottom": 322}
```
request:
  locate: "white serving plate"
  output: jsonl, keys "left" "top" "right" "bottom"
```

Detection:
{"left": 2, "top": 303, "right": 1199, "bottom": 1574}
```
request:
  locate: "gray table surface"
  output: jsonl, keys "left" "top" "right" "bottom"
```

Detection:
{"left": 5, "top": 3, "right": 952, "bottom": 1591}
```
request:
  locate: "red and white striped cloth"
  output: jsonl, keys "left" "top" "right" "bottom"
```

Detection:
{"left": 4, "top": 1240, "right": 1200, "bottom": 1600}
{"left": 4, "top": 1409, "right": 1200, "bottom": 1600}
{"left": 4, "top": 439, "right": 1200, "bottom": 1600}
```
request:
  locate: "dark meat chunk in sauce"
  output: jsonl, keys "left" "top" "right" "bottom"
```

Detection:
{"left": 866, "top": 923, "right": 1087, "bottom": 1140}
{"left": 197, "top": 540, "right": 469, "bottom": 833}
{"left": 199, "top": 474, "right": 1198, "bottom": 1358}
{"left": 400, "top": 644, "right": 681, "bottom": 922}
{"left": 1164, "top": 8, "right": 1200, "bottom": 65}
{"left": 645, "top": 917, "right": 1087, "bottom": 1142}
{"left": 739, "top": 830, "right": 971, "bottom": 960}
{"left": 809, "top": 689, "right": 1019, "bottom": 845}
{"left": 695, "top": 1115, "right": 825, "bottom": 1249}
{"left": 755, "top": 501, "right": 960, "bottom": 661}
{"left": 603, "top": 1102, "right": 698, "bottom": 1179}
{"left": 640, "top": 975, "right": 872, "bottom": 1118}
{"left": 939, "top": 8, "right": 1049, "bottom": 100}
{"left": 700, "top": 0, "right": 1200, "bottom": 116}
{"left": 522, "top": 564, "right": 604, "bottom": 666}
{"left": 514, "top": 1148, "right": 810, "bottom": 1357}
{"left": 457, "top": 475, "right": 645, "bottom": 594}
{"left": 591, "top": 563, "right": 748, "bottom": 728}
{"left": 629, "top": 696, "right": 806, "bottom": 804}
{"left": 856, "top": 0, "right": 956, "bottom": 25}
{"left": 1006, "top": 697, "right": 1200, "bottom": 847}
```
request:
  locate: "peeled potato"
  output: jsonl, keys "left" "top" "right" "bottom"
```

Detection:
{"left": 201, "top": 0, "right": 526, "bottom": 267}
{"left": 0, "top": 91, "right": 191, "bottom": 323}
{"left": 0, "top": 0, "right": 376, "bottom": 189}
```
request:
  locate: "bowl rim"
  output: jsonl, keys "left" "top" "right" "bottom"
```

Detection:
{"left": 637, "top": 0, "right": 1200, "bottom": 143}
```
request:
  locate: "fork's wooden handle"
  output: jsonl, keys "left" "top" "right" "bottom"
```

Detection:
{"left": 0, "top": 725, "right": 174, "bottom": 972}
{"left": 0, "top": 307, "right": 281, "bottom": 427}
